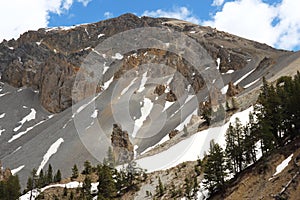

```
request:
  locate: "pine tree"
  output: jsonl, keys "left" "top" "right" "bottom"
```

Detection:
{"left": 203, "top": 140, "right": 227, "bottom": 194}
{"left": 97, "top": 165, "right": 116, "bottom": 199}
{"left": 71, "top": 164, "right": 79, "bottom": 180}
{"left": 225, "top": 122, "right": 238, "bottom": 174}
{"left": 225, "top": 118, "right": 246, "bottom": 174}
{"left": 83, "top": 160, "right": 92, "bottom": 175}
{"left": 54, "top": 169, "right": 62, "bottom": 183}
{"left": 82, "top": 175, "right": 92, "bottom": 198}
{"left": 0, "top": 175, "right": 21, "bottom": 200}
{"left": 243, "top": 114, "right": 258, "bottom": 165}
{"left": 69, "top": 191, "right": 74, "bottom": 200}
{"left": 184, "top": 177, "right": 192, "bottom": 199}
{"left": 46, "top": 164, "right": 53, "bottom": 184}
{"left": 26, "top": 177, "right": 33, "bottom": 192}
{"left": 38, "top": 169, "right": 45, "bottom": 188}
{"left": 63, "top": 186, "right": 68, "bottom": 196}
{"left": 156, "top": 177, "right": 164, "bottom": 197}
{"left": 106, "top": 147, "right": 116, "bottom": 168}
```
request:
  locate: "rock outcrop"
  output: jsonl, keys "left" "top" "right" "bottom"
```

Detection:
{"left": 0, "top": 161, "right": 12, "bottom": 182}
{"left": 227, "top": 81, "right": 243, "bottom": 97}
{"left": 0, "top": 13, "right": 289, "bottom": 113}
{"left": 111, "top": 124, "right": 134, "bottom": 164}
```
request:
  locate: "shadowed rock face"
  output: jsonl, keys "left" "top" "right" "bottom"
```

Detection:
{"left": 0, "top": 13, "right": 288, "bottom": 113}
{"left": 111, "top": 124, "right": 134, "bottom": 164}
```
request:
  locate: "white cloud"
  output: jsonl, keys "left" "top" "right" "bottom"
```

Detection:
{"left": 104, "top": 11, "right": 114, "bottom": 19}
{"left": 212, "top": 0, "right": 225, "bottom": 6}
{"left": 204, "top": 0, "right": 300, "bottom": 50}
{"left": 77, "top": 0, "right": 92, "bottom": 7}
{"left": 142, "top": 7, "right": 200, "bottom": 25}
{"left": 0, "top": 0, "right": 92, "bottom": 42}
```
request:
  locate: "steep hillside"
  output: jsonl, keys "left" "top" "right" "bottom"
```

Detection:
{"left": 0, "top": 13, "right": 299, "bottom": 190}
{"left": 210, "top": 138, "right": 300, "bottom": 200}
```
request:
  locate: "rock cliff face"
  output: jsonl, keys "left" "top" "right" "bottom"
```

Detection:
{"left": 227, "top": 81, "right": 243, "bottom": 97}
{"left": 0, "top": 13, "right": 289, "bottom": 113}
{"left": 111, "top": 124, "right": 134, "bottom": 164}
{"left": 0, "top": 162, "right": 11, "bottom": 182}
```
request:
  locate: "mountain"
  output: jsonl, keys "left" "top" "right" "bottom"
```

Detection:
{"left": 0, "top": 13, "right": 300, "bottom": 193}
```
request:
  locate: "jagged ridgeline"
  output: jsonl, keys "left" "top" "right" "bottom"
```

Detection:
{"left": 0, "top": 13, "right": 300, "bottom": 193}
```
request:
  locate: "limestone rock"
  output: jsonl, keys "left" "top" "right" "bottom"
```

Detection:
{"left": 111, "top": 124, "right": 134, "bottom": 164}
{"left": 226, "top": 81, "right": 243, "bottom": 97}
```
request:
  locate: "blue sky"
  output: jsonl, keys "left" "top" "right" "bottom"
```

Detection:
{"left": 48, "top": 0, "right": 212, "bottom": 27}
{"left": 0, "top": 0, "right": 299, "bottom": 50}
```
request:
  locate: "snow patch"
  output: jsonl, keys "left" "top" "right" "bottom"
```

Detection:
{"left": 0, "top": 92, "right": 10, "bottom": 97}
{"left": 244, "top": 78, "right": 260, "bottom": 88}
{"left": 216, "top": 58, "right": 220, "bottom": 70}
{"left": 91, "top": 110, "right": 98, "bottom": 118}
{"left": 103, "top": 76, "right": 114, "bottom": 90}
{"left": 19, "top": 181, "right": 84, "bottom": 200}
{"left": 221, "top": 85, "right": 228, "bottom": 94}
{"left": 132, "top": 98, "right": 153, "bottom": 138}
{"left": 0, "top": 129, "right": 5, "bottom": 136}
{"left": 0, "top": 113, "right": 5, "bottom": 119}
{"left": 73, "top": 93, "right": 100, "bottom": 118}
{"left": 141, "top": 134, "right": 170, "bottom": 155}
{"left": 91, "top": 182, "right": 99, "bottom": 194}
{"left": 11, "top": 146, "right": 22, "bottom": 155}
{"left": 98, "top": 33, "right": 105, "bottom": 38}
{"left": 190, "top": 31, "right": 196, "bottom": 34}
{"left": 37, "top": 138, "right": 64, "bottom": 174}
{"left": 162, "top": 101, "right": 175, "bottom": 112}
{"left": 225, "top": 69, "right": 235, "bottom": 74}
{"left": 234, "top": 68, "right": 256, "bottom": 86}
{"left": 103, "top": 62, "right": 109, "bottom": 74}
{"left": 121, "top": 78, "right": 137, "bottom": 95}
{"left": 112, "top": 53, "right": 123, "bottom": 60}
{"left": 9, "top": 119, "right": 47, "bottom": 143}
{"left": 137, "top": 72, "right": 148, "bottom": 93}
{"left": 11, "top": 165, "right": 25, "bottom": 175}
{"left": 273, "top": 154, "right": 293, "bottom": 177}
{"left": 85, "top": 28, "right": 90, "bottom": 37}
{"left": 13, "top": 108, "right": 36, "bottom": 132}
{"left": 136, "top": 107, "right": 253, "bottom": 172}
{"left": 134, "top": 145, "right": 138, "bottom": 159}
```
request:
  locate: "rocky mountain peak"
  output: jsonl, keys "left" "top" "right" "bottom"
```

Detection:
{"left": 0, "top": 13, "right": 292, "bottom": 113}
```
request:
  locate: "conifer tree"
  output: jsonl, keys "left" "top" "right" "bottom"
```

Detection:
{"left": 83, "top": 160, "right": 92, "bottom": 175}
{"left": 71, "top": 164, "right": 79, "bottom": 180}
{"left": 54, "top": 169, "right": 62, "bottom": 183}
{"left": 38, "top": 169, "right": 45, "bottom": 188}
{"left": 82, "top": 175, "right": 92, "bottom": 199}
{"left": 0, "top": 175, "right": 21, "bottom": 200}
{"left": 203, "top": 140, "right": 227, "bottom": 194}
{"left": 106, "top": 147, "right": 115, "bottom": 168}
{"left": 46, "top": 164, "right": 53, "bottom": 184}
{"left": 97, "top": 165, "right": 116, "bottom": 199}
{"left": 156, "top": 177, "right": 164, "bottom": 197}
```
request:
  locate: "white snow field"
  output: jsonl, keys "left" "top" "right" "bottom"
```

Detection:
{"left": 11, "top": 165, "right": 25, "bottom": 175}
{"left": 19, "top": 181, "right": 84, "bottom": 200}
{"left": 136, "top": 107, "right": 253, "bottom": 172}
{"left": 37, "top": 138, "right": 64, "bottom": 174}
{"left": 132, "top": 98, "right": 153, "bottom": 138}
{"left": 19, "top": 181, "right": 99, "bottom": 200}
